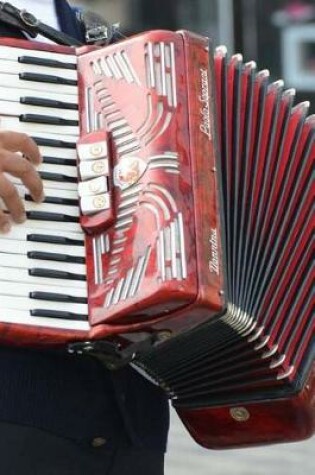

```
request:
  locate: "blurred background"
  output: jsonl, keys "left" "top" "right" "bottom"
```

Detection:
{"left": 71, "top": 1, "right": 314, "bottom": 474}
{"left": 72, "top": 0, "right": 315, "bottom": 111}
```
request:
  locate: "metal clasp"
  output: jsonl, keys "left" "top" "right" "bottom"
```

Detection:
{"left": 86, "top": 25, "right": 109, "bottom": 44}
{"left": 68, "top": 334, "right": 158, "bottom": 370}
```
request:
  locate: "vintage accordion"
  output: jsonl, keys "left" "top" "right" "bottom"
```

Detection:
{"left": 0, "top": 31, "right": 313, "bottom": 449}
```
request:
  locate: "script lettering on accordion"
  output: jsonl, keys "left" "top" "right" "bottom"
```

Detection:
{"left": 209, "top": 228, "right": 220, "bottom": 275}
{"left": 199, "top": 68, "right": 212, "bottom": 140}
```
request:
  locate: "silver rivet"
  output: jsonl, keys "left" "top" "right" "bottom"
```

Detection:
{"left": 230, "top": 407, "right": 250, "bottom": 422}
{"left": 91, "top": 437, "right": 107, "bottom": 448}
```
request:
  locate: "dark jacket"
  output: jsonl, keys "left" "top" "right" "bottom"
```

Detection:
{"left": 0, "top": 0, "right": 169, "bottom": 451}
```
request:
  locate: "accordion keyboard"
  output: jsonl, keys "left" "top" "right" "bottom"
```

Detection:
{"left": 0, "top": 45, "right": 90, "bottom": 332}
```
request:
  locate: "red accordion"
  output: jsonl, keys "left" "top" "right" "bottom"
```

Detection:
{"left": 0, "top": 31, "right": 313, "bottom": 449}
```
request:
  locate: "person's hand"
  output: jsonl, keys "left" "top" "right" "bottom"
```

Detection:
{"left": 0, "top": 131, "right": 44, "bottom": 233}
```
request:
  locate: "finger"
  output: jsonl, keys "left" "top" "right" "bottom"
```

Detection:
{"left": 0, "top": 174, "right": 26, "bottom": 224}
{"left": 0, "top": 131, "right": 42, "bottom": 165}
{"left": 0, "top": 151, "right": 44, "bottom": 202}
{"left": 0, "top": 208, "right": 12, "bottom": 234}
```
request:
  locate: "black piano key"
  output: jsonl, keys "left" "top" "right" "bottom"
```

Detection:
{"left": 29, "top": 268, "right": 86, "bottom": 281}
{"left": 27, "top": 234, "right": 84, "bottom": 246}
{"left": 25, "top": 194, "right": 78, "bottom": 207}
{"left": 21, "top": 97, "right": 78, "bottom": 111}
{"left": 26, "top": 211, "right": 79, "bottom": 223}
{"left": 28, "top": 251, "right": 85, "bottom": 264}
{"left": 32, "top": 136, "right": 76, "bottom": 149}
{"left": 41, "top": 196, "right": 78, "bottom": 207}
{"left": 42, "top": 156, "right": 77, "bottom": 166}
{"left": 39, "top": 171, "right": 77, "bottom": 183}
{"left": 30, "top": 309, "right": 88, "bottom": 321}
{"left": 20, "top": 114, "right": 79, "bottom": 127}
{"left": 18, "top": 56, "right": 77, "bottom": 70}
{"left": 19, "top": 72, "right": 77, "bottom": 86}
{"left": 30, "top": 291, "right": 87, "bottom": 304}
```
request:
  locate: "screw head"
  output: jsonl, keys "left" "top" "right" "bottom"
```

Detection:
{"left": 230, "top": 407, "right": 250, "bottom": 422}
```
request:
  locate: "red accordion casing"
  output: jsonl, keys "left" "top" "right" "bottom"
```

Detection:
{"left": 0, "top": 31, "right": 313, "bottom": 449}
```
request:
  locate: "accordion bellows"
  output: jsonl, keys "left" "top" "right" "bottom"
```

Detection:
{"left": 0, "top": 31, "right": 313, "bottom": 448}
{"left": 138, "top": 42, "right": 314, "bottom": 448}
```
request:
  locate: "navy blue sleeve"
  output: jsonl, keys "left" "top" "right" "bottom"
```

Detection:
{"left": 55, "top": 0, "right": 85, "bottom": 42}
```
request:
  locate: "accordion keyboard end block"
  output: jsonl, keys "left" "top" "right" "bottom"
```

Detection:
{"left": 78, "top": 30, "right": 225, "bottom": 330}
{"left": 177, "top": 365, "right": 315, "bottom": 449}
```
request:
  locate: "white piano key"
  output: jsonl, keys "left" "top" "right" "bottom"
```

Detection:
{"left": 0, "top": 239, "right": 85, "bottom": 258}
{"left": 0, "top": 253, "right": 86, "bottom": 274}
{"left": 0, "top": 45, "right": 77, "bottom": 65}
{"left": 26, "top": 201, "right": 80, "bottom": 217}
{"left": 0, "top": 296, "right": 87, "bottom": 315}
{"left": 39, "top": 147, "right": 78, "bottom": 160}
{"left": 0, "top": 267, "right": 86, "bottom": 288}
{"left": 29, "top": 131, "right": 78, "bottom": 143}
{"left": 12, "top": 183, "right": 79, "bottom": 202}
{"left": 0, "top": 73, "right": 78, "bottom": 96}
{"left": 26, "top": 218, "right": 81, "bottom": 233}
{"left": 0, "top": 308, "right": 90, "bottom": 331}
{"left": 0, "top": 116, "right": 79, "bottom": 137}
{"left": 0, "top": 225, "right": 84, "bottom": 242}
{"left": 0, "top": 61, "right": 78, "bottom": 80}
{"left": 0, "top": 86, "right": 77, "bottom": 105}
{"left": 42, "top": 179, "right": 78, "bottom": 192}
{"left": 39, "top": 162, "right": 78, "bottom": 178}
{"left": 8, "top": 175, "right": 78, "bottom": 192}
{"left": 0, "top": 100, "right": 79, "bottom": 121}
{"left": 0, "top": 281, "right": 87, "bottom": 298}
{"left": 0, "top": 198, "right": 80, "bottom": 217}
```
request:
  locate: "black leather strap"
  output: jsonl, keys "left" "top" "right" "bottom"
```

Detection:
{"left": 0, "top": 2, "right": 83, "bottom": 46}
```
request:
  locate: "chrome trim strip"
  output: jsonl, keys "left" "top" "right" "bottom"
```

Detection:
{"left": 112, "top": 278, "right": 124, "bottom": 305}
{"left": 170, "top": 42, "right": 177, "bottom": 107}
{"left": 160, "top": 42, "right": 166, "bottom": 96}
{"left": 121, "top": 268, "right": 134, "bottom": 300}
{"left": 170, "top": 221, "right": 177, "bottom": 279}
{"left": 178, "top": 213, "right": 187, "bottom": 279}
{"left": 148, "top": 42, "right": 155, "bottom": 89}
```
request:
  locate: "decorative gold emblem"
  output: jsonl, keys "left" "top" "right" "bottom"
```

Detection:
{"left": 114, "top": 156, "right": 147, "bottom": 189}
{"left": 93, "top": 196, "right": 108, "bottom": 209}
{"left": 92, "top": 161, "right": 107, "bottom": 174}
{"left": 90, "top": 144, "right": 105, "bottom": 158}
{"left": 88, "top": 181, "right": 102, "bottom": 193}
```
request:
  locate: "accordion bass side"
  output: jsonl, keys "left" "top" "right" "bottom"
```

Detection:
{"left": 0, "top": 31, "right": 313, "bottom": 449}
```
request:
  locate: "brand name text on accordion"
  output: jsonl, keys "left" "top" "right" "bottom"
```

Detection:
{"left": 199, "top": 68, "right": 212, "bottom": 140}
{"left": 209, "top": 228, "right": 220, "bottom": 275}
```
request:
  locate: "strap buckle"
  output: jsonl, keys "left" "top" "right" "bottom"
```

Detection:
{"left": 0, "top": 1, "right": 83, "bottom": 46}
{"left": 68, "top": 335, "right": 158, "bottom": 370}
{"left": 19, "top": 9, "right": 39, "bottom": 28}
